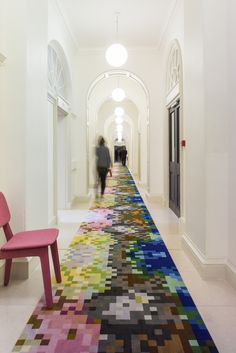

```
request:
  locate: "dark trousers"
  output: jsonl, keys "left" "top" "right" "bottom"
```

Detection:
{"left": 97, "top": 167, "right": 108, "bottom": 195}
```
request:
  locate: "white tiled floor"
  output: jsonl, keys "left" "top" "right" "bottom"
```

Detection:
{"left": 0, "top": 180, "right": 236, "bottom": 352}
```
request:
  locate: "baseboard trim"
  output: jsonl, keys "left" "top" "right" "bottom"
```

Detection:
{"left": 137, "top": 181, "right": 147, "bottom": 188}
{"left": 145, "top": 192, "right": 165, "bottom": 205}
{"left": 226, "top": 261, "right": 236, "bottom": 290}
{"left": 0, "top": 256, "right": 39, "bottom": 281}
{"left": 182, "top": 233, "right": 227, "bottom": 280}
{"left": 179, "top": 217, "right": 186, "bottom": 233}
{"left": 72, "top": 192, "right": 92, "bottom": 204}
{"left": 67, "top": 201, "right": 72, "bottom": 209}
{"left": 48, "top": 216, "right": 57, "bottom": 227}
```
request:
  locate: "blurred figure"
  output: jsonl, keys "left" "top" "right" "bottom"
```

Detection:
{"left": 115, "top": 148, "right": 118, "bottom": 162}
{"left": 119, "top": 149, "right": 122, "bottom": 162}
{"left": 96, "top": 136, "right": 112, "bottom": 197}
{"left": 121, "top": 147, "right": 127, "bottom": 166}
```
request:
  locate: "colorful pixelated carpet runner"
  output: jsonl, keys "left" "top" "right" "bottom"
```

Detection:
{"left": 12, "top": 165, "right": 218, "bottom": 353}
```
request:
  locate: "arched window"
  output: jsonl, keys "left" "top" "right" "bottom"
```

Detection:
{"left": 166, "top": 42, "right": 181, "bottom": 95}
{"left": 47, "top": 45, "right": 66, "bottom": 98}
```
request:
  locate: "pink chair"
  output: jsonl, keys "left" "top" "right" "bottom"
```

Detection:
{"left": 0, "top": 192, "right": 61, "bottom": 308}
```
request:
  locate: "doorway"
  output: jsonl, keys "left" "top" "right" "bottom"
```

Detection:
{"left": 169, "top": 100, "right": 180, "bottom": 217}
{"left": 114, "top": 145, "right": 125, "bottom": 162}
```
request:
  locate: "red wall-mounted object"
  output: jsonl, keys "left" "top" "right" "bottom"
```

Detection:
{"left": 181, "top": 139, "right": 186, "bottom": 147}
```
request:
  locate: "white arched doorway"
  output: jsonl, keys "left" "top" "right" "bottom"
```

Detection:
{"left": 97, "top": 99, "right": 139, "bottom": 174}
{"left": 47, "top": 41, "right": 72, "bottom": 225}
{"left": 86, "top": 70, "right": 149, "bottom": 192}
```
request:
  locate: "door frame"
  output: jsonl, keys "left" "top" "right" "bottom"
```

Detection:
{"left": 168, "top": 99, "right": 181, "bottom": 217}
{"left": 47, "top": 94, "right": 57, "bottom": 225}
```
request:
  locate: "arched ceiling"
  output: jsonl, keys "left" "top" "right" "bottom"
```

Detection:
{"left": 106, "top": 120, "right": 131, "bottom": 141}
{"left": 97, "top": 98, "right": 138, "bottom": 127}
{"left": 88, "top": 71, "right": 148, "bottom": 152}
{"left": 88, "top": 72, "right": 148, "bottom": 121}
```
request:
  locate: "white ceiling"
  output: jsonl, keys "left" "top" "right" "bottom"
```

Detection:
{"left": 56, "top": 0, "right": 177, "bottom": 49}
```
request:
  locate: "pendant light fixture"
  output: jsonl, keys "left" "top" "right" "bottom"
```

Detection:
{"left": 114, "top": 106, "right": 124, "bottom": 124}
{"left": 105, "top": 12, "right": 128, "bottom": 67}
{"left": 114, "top": 107, "right": 124, "bottom": 116}
{"left": 112, "top": 87, "right": 125, "bottom": 102}
{"left": 115, "top": 116, "right": 123, "bottom": 124}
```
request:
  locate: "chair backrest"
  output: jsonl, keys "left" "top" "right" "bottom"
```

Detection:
{"left": 0, "top": 192, "right": 14, "bottom": 241}
{"left": 0, "top": 192, "right": 11, "bottom": 227}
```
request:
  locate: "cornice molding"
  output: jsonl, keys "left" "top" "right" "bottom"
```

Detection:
{"left": 54, "top": 0, "right": 78, "bottom": 50}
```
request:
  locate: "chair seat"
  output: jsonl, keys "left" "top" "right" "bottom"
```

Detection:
{"left": 1, "top": 228, "right": 59, "bottom": 251}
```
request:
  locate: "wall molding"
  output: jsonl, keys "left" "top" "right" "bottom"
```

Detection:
{"left": 0, "top": 257, "right": 39, "bottom": 282}
{"left": 48, "top": 216, "right": 57, "bottom": 227}
{"left": 181, "top": 233, "right": 236, "bottom": 286}
{"left": 72, "top": 192, "right": 92, "bottom": 205}
{"left": 225, "top": 261, "right": 236, "bottom": 290}
{"left": 145, "top": 192, "right": 165, "bottom": 205}
{"left": 166, "top": 84, "right": 180, "bottom": 107}
{"left": 137, "top": 181, "right": 147, "bottom": 189}
{"left": 179, "top": 216, "right": 186, "bottom": 234}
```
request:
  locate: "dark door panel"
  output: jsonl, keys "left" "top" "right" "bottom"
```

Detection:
{"left": 169, "top": 102, "right": 180, "bottom": 217}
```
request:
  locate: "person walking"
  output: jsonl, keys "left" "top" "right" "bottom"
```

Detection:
{"left": 96, "top": 136, "right": 112, "bottom": 197}
{"left": 121, "top": 147, "right": 127, "bottom": 166}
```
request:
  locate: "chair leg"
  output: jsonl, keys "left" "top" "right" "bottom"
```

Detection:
{"left": 50, "top": 241, "right": 61, "bottom": 283}
{"left": 39, "top": 249, "right": 53, "bottom": 308}
{"left": 4, "top": 259, "right": 12, "bottom": 286}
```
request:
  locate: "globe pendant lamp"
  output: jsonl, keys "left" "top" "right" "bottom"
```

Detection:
{"left": 105, "top": 12, "right": 128, "bottom": 67}
{"left": 106, "top": 43, "right": 128, "bottom": 67}
{"left": 112, "top": 87, "right": 125, "bottom": 102}
{"left": 114, "top": 107, "right": 124, "bottom": 116}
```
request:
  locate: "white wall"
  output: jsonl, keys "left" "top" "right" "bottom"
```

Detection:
{"left": 156, "top": 0, "right": 230, "bottom": 268}
{"left": 228, "top": 0, "right": 236, "bottom": 270}
{"left": 0, "top": 0, "right": 79, "bottom": 234}
{"left": 183, "top": 0, "right": 206, "bottom": 253}
{"left": 0, "top": 0, "right": 28, "bottom": 233}
{"left": 203, "top": 0, "right": 228, "bottom": 259}
{"left": 150, "top": 0, "right": 184, "bottom": 203}
{"left": 48, "top": 0, "right": 79, "bottom": 203}
{"left": 25, "top": 0, "right": 48, "bottom": 229}
{"left": 183, "top": 0, "right": 229, "bottom": 260}
{"left": 0, "top": 1, "right": 28, "bottom": 270}
{"left": 48, "top": 0, "right": 77, "bottom": 105}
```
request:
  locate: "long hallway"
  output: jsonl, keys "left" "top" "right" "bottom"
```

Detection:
{"left": 1, "top": 1, "right": 236, "bottom": 352}
{"left": 4, "top": 165, "right": 220, "bottom": 353}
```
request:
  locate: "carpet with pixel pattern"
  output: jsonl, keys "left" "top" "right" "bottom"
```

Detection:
{"left": 12, "top": 165, "right": 218, "bottom": 353}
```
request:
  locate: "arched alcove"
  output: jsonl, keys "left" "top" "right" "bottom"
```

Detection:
{"left": 103, "top": 109, "right": 137, "bottom": 172}
{"left": 86, "top": 70, "right": 150, "bottom": 191}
